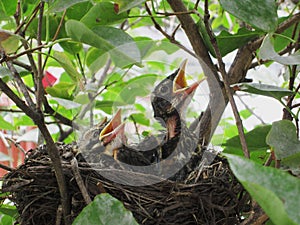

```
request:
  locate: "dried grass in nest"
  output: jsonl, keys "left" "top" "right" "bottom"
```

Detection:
{"left": 2, "top": 143, "right": 250, "bottom": 225}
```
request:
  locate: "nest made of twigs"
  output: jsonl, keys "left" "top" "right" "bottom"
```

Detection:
{"left": 2, "top": 143, "right": 250, "bottom": 225}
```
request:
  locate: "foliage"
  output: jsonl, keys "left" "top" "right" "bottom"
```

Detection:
{"left": 73, "top": 193, "right": 138, "bottom": 225}
{"left": 0, "top": 0, "right": 299, "bottom": 224}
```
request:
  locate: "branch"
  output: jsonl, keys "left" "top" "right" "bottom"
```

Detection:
{"left": 145, "top": 3, "right": 197, "bottom": 58}
{"left": 36, "top": 1, "right": 44, "bottom": 110}
{"left": 5, "top": 60, "right": 35, "bottom": 109}
{"left": 166, "top": 0, "right": 225, "bottom": 144}
{"left": 203, "top": 0, "right": 249, "bottom": 158}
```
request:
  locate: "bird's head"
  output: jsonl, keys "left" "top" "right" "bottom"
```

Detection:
{"left": 78, "top": 109, "right": 125, "bottom": 160}
{"left": 99, "top": 109, "right": 126, "bottom": 159}
{"left": 151, "top": 59, "right": 204, "bottom": 138}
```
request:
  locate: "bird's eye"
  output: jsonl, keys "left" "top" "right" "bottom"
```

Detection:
{"left": 92, "top": 130, "right": 100, "bottom": 139}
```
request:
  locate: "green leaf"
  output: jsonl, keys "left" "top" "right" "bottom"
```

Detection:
{"left": 266, "top": 120, "right": 298, "bottom": 159}
{"left": 129, "top": 113, "right": 150, "bottom": 126}
{"left": 65, "top": 1, "right": 93, "bottom": 20}
{"left": 51, "top": 97, "right": 81, "bottom": 110}
{"left": 274, "top": 17, "right": 300, "bottom": 52}
{"left": 65, "top": 20, "right": 141, "bottom": 68}
{"left": 48, "top": 0, "right": 89, "bottom": 12}
{"left": 46, "top": 82, "right": 76, "bottom": 99}
{"left": 223, "top": 125, "right": 271, "bottom": 163}
{"left": 52, "top": 51, "right": 81, "bottom": 82}
{"left": 73, "top": 193, "right": 138, "bottom": 225}
{"left": 95, "top": 100, "right": 125, "bottom": 114}
{"left": 80, "top": 2, "right": 128, "bottom": 28}
{"left": 219, "top": 0, "right": 278, "bottom": 32}
{"left": 239, "top": 109, "right": 252, "bottom": 120}
{"left": 0, "top": 30, "right": 21, "bottom": 53}
{"left": 14, "top": 115, "right": 34, "bottom": 126}
{"left": 225, "top": 154, "right": 300, "bottom": 225}
{"left": 86, "top": 47, "right": 109, "bottom": 74}
{"left": 216, "top": 28, "right": 262, "bottom": 57}
{"left": 0, "top": 0, "right": 17, "bottom": 16}
{"left": 0, "top": 116, "right": 15, "bottom": 130}
{"left": 233, "top": 83, "right": 293, "bottom": 100}
{"left": 259, "top": 34, "right": 300, "bottom": 65}
{"left": 115, "top": 0, "right": 146, "bottom": 13}
{"left": 118, "top": 74, "right": 157, "bottom": 104}
{"left": 0, "top": 204, "right": 18, "bottom": 218}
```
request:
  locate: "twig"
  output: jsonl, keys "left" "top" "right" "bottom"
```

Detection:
{"left": 5, "top": 60, "right": 35, "bottom": 109}
{"left": 15, "top": 3, "right": 40, "bottom": 34}
{"left": 70, "top": 158, "right": 92, "bottom": 204}
{"left": 0, "top": 163, "right": 14, "bottom": 172}
{"left": 236, "top": 94, "right": 266, "bottom": 125}
{"left": 145, "top": 3, "right": 197, "bottom": 58}
{"left": 36, "top": 1, "right": 44, "bottom": 110}
{"left": 0, "top": 79, "right": 72, "bottom": 225}
{"left": 5, "top": 137, "right": 26, "bottom": 155}
{"left": 0, "top": 108, "right": 23, "bottom": 113}
{"left": 203, "top": 0, "right": 249, "bottom": 158}
{"left": 12, "top": 60, "right": 32, "bottom": 71}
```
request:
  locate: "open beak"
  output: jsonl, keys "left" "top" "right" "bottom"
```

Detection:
{"left": 99, "top": 109, "right": 125, "bottom": 146}
{"left": 173, "top": 59, "right": 188, "bottom": 93}
{"left": 173, "top": 59, "right": 205, "bottom": 98}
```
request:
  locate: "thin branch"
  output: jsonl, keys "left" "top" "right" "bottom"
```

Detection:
{"left": 166, "top": 0, "right": 223, "bottom": 145}
{"left": 145, "top": 3, "right": 197, "bottom": 58}
{"left": 236, "top": 94, "right": 266, "bottom": 125}
{"left": 5, "top": 137, "right": 26, "bottom": 155}
{"left": 203, "top": 0, "right": 249, "bottom": 158}
{"left": 5, "top": 60, "right": 35, "bottom": 109}
{"left": 0, "top": 163, "right": 13, "bottom": 172}
{"left": 12, "top": 60, "right": 32, "bottom": 71}
{"left": 0, "top": 78, "right": 39, "bottom": 124}
{"left": 36, "top": 1, "right": 44, "bottom": 110}
{"left": 15, "top": 3, "right": 40, "bottom": 34}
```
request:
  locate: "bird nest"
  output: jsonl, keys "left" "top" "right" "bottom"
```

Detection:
{"left": 2, "top": 142, "right": 250, "bottom": 225}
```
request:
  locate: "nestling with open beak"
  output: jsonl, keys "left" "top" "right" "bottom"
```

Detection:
{"left": 150, "top": 59, "right": 205, "bottom": 181}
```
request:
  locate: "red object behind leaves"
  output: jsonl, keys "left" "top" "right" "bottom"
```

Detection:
{"left": 114, "top": 3, "right": 119, "bottom": 13}
{"left": 42, "top": 71, "right": 57, "bottom": 88}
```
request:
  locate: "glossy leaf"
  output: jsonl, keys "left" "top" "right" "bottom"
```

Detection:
{"left": 80, "top": 2, "right": 128, "bottom": 28}
{"left": 52, "top": 51, "right": 81, "bottom": 82}
{"left": 266, "top": 120, "right": 300, "bottom": 159}
{"left": 216, "top": 28, "right": 262, "bottom": 56}
{"left": 129, "top": 113, "right": 150, "bottom": 126}
{"left": 46, "top": 82, "right": 76, "bottom": 100}
{"left": 0, "top": 30, "right": 21, "bottom": 53}
{"left": 48, "top": 0, "right": 89, "bottom": 12}
{"left": 65, "top": 20, "right": 141, "bottom": 68}
{"left": 219, "top": 0, "right": 278, "bottom": 32}
{"left": 114, "top": 0, "right": 146, "bottom": 13}
{"left": 0, "top": 116, "right": 15, "bottom": 130}
{"left": 118, "top": 74, "right": 157, "bottom": 104}
{"left": 86, "top": 48, "right": 109, "bottom": 73}
{"left": 223, "top": 125, "right": 271, "bottom": 163}
{"left": 65, "top": 1, "right": 93, "bottom": 20}
{"left": 95, "top": 100, "right": 126, "bottom": 114}
{"left": 232, "top": 83, "right": 293, "bottom": 100}
{"left": 225, "top": 154, "right": 300, "bottom": 225}
{"left": 259, "top": 34, "right": 300, "bottom": 65}
{"left": 73, "top": 193, "right": 138, "bottom": 225}
{"left": 0, "top": 0, "right": 17, "bottom": 16}
{"left": 0, "top": 204, "right": 18, "bottom": 218}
